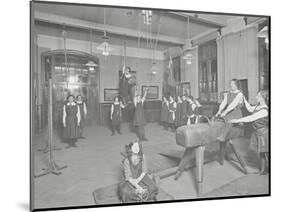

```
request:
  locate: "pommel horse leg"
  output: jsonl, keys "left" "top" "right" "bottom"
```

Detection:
{"left": 196, "top": 146, "right": 205, "bottom": 196}
{"left": 219, "top": 142, "right": 227, "bottom": 166}
{"left": 229, "top": 140, "right": 248, "bottom": 174}
{"left": 174, "top": 148, "right": 194, "bottom": 180}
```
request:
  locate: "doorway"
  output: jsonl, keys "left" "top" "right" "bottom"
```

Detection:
{"left": 40, "top": 50, "right": 100, "bottom": 131}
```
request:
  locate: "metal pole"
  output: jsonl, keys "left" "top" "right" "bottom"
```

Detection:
{"left": 48, "top": 78, "right": 53, "bottom": 161}
{"left": 34, "top": 70, "right": 67, "bottom": 178}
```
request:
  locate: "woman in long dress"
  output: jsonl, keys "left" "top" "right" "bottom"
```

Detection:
{"left": 230, "top": 90, "right": 269, "bottom": 175}
{"left": 118, "top": 142, "right": 159, "bottom": 203}
{"left": 181, "top": 95, "right": 189, "bottom": 126}
{"left": 133, "top": 89, "right": 148, "bottom": 141}
{"left": 110, "top": 96, "right": 126, "bottom": 135}
{"left": 160, "top": 96, "right": 169, "bottom": 129}
{"left": 215, "top": 79, "right": 244, "bottom": 141}
{"left": 175, "top": 96, "right": 183, "bottom": 128}
{"left": 76, "top": 95, "right": 87, "bottom": 139}
{"left": 167, "top": 96, "right": 177, "bottom": 131}
{"left": 63, "top": 95, "right": 81, "bottom": 148}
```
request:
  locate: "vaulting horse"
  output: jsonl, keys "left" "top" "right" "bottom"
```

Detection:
{"left": 174, "top": 116, "right": 248, "bottom": 196}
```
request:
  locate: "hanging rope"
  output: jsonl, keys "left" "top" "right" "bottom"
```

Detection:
{"left": 136, "top": 11, "right": 141, "bottom": 77}
{"left": 152, "top": 16, "right": 162, "bottom": 62}
{"left": 187, "top": 16, "right": 190, "bottom": 40}
{"left": 90, "top": 29, "right": 93, "bottom": 55}
{"left": 103, "top": 8, "right": 106, "bottom": 37}
{"left": 150, "top": 21, "right": 152, "bottom": 49}
{"left": 123, "top": 35, "right": 127, "bottom": 69}
{"left": 146, "top": 22, "right": 149, "bottom": 48}
{"left": 62, "top": 24, "right": 69, "bottom": 90}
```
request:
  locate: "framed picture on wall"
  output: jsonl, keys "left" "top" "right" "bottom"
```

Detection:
{"left": 142, "top": 86, "right": 159, "bottom": 99}
{"left": 104, "top": 89, "right": 120, "bottom": 102}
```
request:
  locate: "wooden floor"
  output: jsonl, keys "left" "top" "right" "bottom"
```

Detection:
{"left": 32, "top": 122, "right": 269, "bottom": 209}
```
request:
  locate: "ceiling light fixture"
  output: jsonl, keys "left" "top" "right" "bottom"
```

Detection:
{"left": 183, "top": 16, "right": 194, "bottom": 65}
{"left": 96, "top": 8, "right": 114, "bottom": 56}
{"left": 86, "top": 29, "right": 98, "bottom": 70}
{"left": 150, "top": 17, "right": 162, "bottom": 75}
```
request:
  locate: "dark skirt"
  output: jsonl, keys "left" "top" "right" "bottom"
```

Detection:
{"left": 218, "top": 109, "right": 243, "bottom": 141}
{"left": 64, "top": 115, "right": 79, "bottom": 139}
{"left": 160, "top": 104, "right": 169, "bottom": 123}
{"left": 175, "top": 103, "right": 183, "bottom": 127}
{"left": 112, "top": 115, "right": 121, "bottom": 126}
{"left": 133, "top": 103, "right": 146, "bottom": 126}
{"left": 112, "top": 112, "right": 122, "bottom": 126}
{"left": 167, "top": 111, "right": 175, "bottom": 124}
{"left": 224, "top": 109, "right": 243, "bottom": 121}
{"left": 250, "top": 128, "right": 268, "bottom": 153}
{"left": 118, "top": 174, "right": 158, "bottom": 203}
{"left": 78, "top": 113, "right": 86, "bottom": 136}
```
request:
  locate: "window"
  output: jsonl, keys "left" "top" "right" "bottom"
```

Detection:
{"left": 258, "top": 35, "right": 269, "bottom": 90}
{"left": 198, "top": 40, "right": 218, "bottom": 103}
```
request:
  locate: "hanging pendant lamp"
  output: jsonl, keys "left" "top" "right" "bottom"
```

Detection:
{"left": 183, "top": 16, "right": 194, "bottom": 65}
{"left": 62, "top": 24, "right": 69, "bottom": 89}
{"left": 96, "top": 8, "right": 114, "bottom": 56}
{"left": 150, "top": 17, "right": 162, "bottom": 75}
{"left": 86, "top": 29, "right": 98, "bottom": 70}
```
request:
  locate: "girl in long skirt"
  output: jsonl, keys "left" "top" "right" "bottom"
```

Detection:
{"left": 133, "top": 89, "right": 148, "bottom": 141}
{"left": 76, "top": 95, "right": 87, "bottom": 139}
{"left": 230, "top": 90, "right": 269, "bottom": 175}
{"left": 118, "top": 142, "right": 159, "bottom": 203}
{"left": 160, "top": 96, "right": 169, "bottom": 130}
{"left": 110, "top": 96, "right": 126, "bottom": 135}
{"left": 181, "top": 95, "right": 189, "bottom": 126}
{"left": 63, "top": 95, "right": 81, "bottom": 148}
{"left": 167, "top": 96, "right": 177, "bottom": 131}
{"left": 175, "top": 96, "right": 183, "bottom": 128}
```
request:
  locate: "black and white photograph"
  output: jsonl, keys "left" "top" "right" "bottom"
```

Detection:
{"left": 30, "top": 1, "right": 270, "bottom": 211}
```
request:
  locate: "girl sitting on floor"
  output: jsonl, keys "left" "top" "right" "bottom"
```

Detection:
{"left": 118, "top": 141, "right": 159, "bottom": 203}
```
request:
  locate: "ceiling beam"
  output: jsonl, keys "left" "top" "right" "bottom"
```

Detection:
{"left": 34, "top": 11, "right": 185, "bottom": 45}
{"left": 168, "top": 12, "right": 226, "bottom": 28}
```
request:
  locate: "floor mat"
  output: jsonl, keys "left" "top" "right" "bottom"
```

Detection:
{"left": 202, "top": 173, "right": 269, "bottom": 198}
{"left": 92, "top": 183, "right": 174, "bottom": 205}
{"left": 159, "top": 160, "right": 263, "bottom": 200}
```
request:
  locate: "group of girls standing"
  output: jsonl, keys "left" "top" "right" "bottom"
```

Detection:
{"left": 160, "top": 95, "right": 199, "bottom": 131}
{"left": 62, "top": 94, "right": 87, "bottom": 148}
